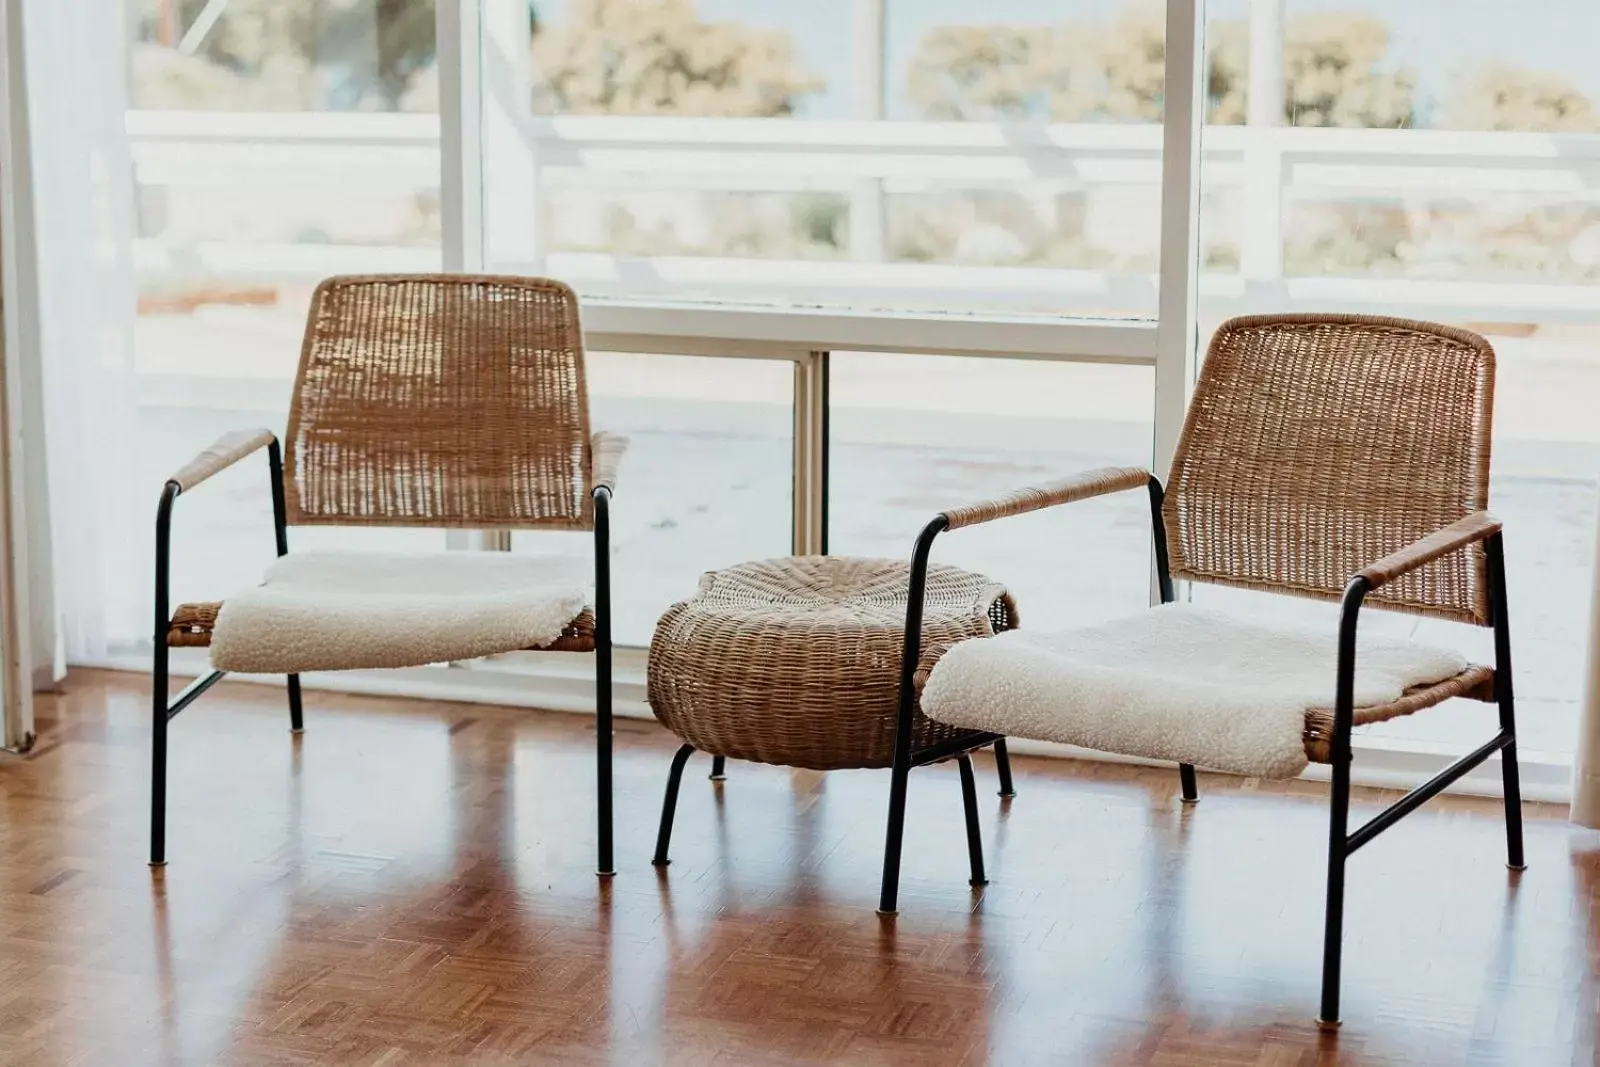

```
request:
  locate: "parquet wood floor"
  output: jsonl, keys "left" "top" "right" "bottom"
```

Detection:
{"left": 0, "top": 670, "right": 1594, "bottom": 1065}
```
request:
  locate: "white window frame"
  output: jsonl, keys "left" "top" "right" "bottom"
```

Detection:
{"left": 450, "top": 0, "right": 1193, "bottom": 572}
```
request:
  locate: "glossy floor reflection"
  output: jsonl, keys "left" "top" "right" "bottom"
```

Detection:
{"left": 1, "top": 671, "right": 1595, "bottom": 1065}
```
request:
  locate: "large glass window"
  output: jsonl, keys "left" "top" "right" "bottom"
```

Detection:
{"left": 830, "top": 356, "right": 1155, "bottom": 630}
{"left": 32, "top": 0, "right": 1587, "bottom": 773}
{"left": 513, "top": 353, "right": 794, "bottom": 646}
{"left": 482, "top": 0, "right": 1167, "bottom": 318}
{"left": 1197, "top": 0, "right": 1600, "bottom": 758}
{"left": 123, "top": 1, "right": 443, "bottom": 650}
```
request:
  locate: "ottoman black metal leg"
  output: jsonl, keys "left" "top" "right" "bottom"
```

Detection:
{"left": 653, "top": 744, "right": 696, "bottom": 867}
{"left": 993, "top": 739, "right": 1016, "bottom": 798}
{"left": 709, "top": 755, "right": 726, "bottom": 781}
{"left": 878, "top": 757, "right": 911, "bottom": 915}
{"left": 958, "top": 755, "right": 987, "bottom": 887}
{"left": 1180, "top": 763, "right": 1199, "bottom": 803}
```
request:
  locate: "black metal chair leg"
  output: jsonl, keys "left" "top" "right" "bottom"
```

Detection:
{"left": 653, "top": 744, "right": 696, "bottom": 867}
{"left": 1486, "top": 533, "right": 1526, "bottom": 871}
{"left": 1179, "top": 763, "right": 1199, "bottom": 803}
{"left": 1319, "top": 751, "right": 1351, "bottom": 1027}
{"left": 709, "top": 755, "right": 726, "bottom": 781}
{"left": 286, "top": 673, "right": 304, "bottom": 732}
{"left": 958, "top": 755, "right": 988, "bottom": 887}
{"left": 877, "top": 757, "right": 912, "bottom": 915}
{"left": 1501, "top": 738, "right": 1526, "bottom": 870}
{"left": 152, "top": 484, "right": 176, "bottom": 868}
{"left": 596, "top": 652, "right": 614, "bottom": 877}
{"left": 150, "top": 648, "right": 169, "bottom": 868}
{"left": 594, "top": 487, "right": 615, "bottom": 878}
{"left": 993, "top": 739, "right": 1016, "bottom": 798}
{"left": 1320, "top": 579, "right": 1364, "bottom": 1029}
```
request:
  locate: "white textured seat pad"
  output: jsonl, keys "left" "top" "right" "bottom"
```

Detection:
{"left": 922, "top": 604, "right": 1468, "bottom": 779}
{"left": 210, "top": 551, "right": 589, "bottom": 674}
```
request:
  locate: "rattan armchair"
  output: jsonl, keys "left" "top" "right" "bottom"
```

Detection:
{"left": 152, "top": 274, "right": 625, "bottom": 876}
{"left": 896, "top": 314, "right": 1523, "bottom": 1026}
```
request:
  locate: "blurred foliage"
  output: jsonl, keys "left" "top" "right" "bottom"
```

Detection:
{"left": 130, "top": 0, "right": 436, "bottom": 110}
{"left": 129, "top": 0, "right": 1600, "bottom": 285}
{"left": 905, "top": 15, "right": 1164, "bottom": 122}
{"left": 1209, "top": 12, "right": 1417, "bottom": 127}
{"left": 529, "top": 0, "right": 822, "bottom": 116}
{"left": 1442, "top": 65, "right": 1600, "bottom": 132}
{"left": 908, "top": 4, "right": 1416, "bottom": 128}
{"left": 134, "top": 0, "right": 1596, "bottom": 135}
{"left": 132, "top": 0, "right": 821, "bottom": 117}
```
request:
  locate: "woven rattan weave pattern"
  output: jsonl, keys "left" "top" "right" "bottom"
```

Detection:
{"left": 648, "top": 556, "right": 1016, "bottom": 771}
{"left": 284, "top": 274, "right": 594, "bottom": 529}
{"left": 1165, "top": 314, "right": 1495, "bottom": 625}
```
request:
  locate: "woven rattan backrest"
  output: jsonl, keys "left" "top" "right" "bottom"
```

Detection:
{"left": 284, "top": 274, "right": 593, "bottom": 529}
{"left": 1164, "top": 314, "right": 1495, "bottom": 625}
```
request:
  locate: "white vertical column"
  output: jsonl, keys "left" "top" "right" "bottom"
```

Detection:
{"left": 792, "top": 353, "right": 828, "bottom": 556}
{"left": 848, "top": 0, "right": 886, "bottom": 262}
{"left": 1241, "top": 0, "right": 1285, "bottom": 289}
{"left": 481, "top": 0, "right": 539, "bottom": 270}
{"left": 1246, "top": 0, "right": 1284, "bottom": 127}
{"left": 1572, "top": 502, "right": 1600, "bottom": 827}
{"left": 438, "top": 2, "right": 508, "bottom": 553}
{"left": 437, "top": 0, "right": 483, "bottom": 271}
{"left": 1152, "top": 0, "right": 1204, "bottom": 483}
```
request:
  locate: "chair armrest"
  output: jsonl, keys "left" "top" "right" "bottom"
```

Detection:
{"left": 1354, "top": 512, "right": 1502, "bottom": 590}
{"left": 168, "top": 429, "right": 277, "bottom": 493}
{"left": 592, "top": 431, "right": 628, "bottom": 494}
{"left": 941, "top": 466, "right": 1151, "bottom": 530}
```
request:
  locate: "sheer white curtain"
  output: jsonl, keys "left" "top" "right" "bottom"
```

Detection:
{"left": 21, "top": 0, "right": 139, "bottom": 665}
{"left": 1574, "top": 503, "right": 1600, "bottom": 827}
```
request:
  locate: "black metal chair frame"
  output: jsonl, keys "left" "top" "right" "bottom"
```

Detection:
{"left": 649, "top": 729, "right": 1015, "bottom": 886}
{"left": 878, "top": 475, "right": 1523, "bottom": 1027}
{"left": 150, "top": 438, "right": 617, "bottom": 876}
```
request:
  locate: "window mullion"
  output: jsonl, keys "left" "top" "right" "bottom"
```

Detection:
{"left": 1152, "top": 0, "right": 1206, "bottom": 605}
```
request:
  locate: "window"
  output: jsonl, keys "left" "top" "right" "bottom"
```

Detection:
{"left": 481, "top": 0, "right": 1168, "bottom": 319}
{"left": 1196, "top": 0, "right": 1600, "bottom": 759}
{"left": 513, "top": 353, "right": 794, "bottom": 646}
{"left": 122, "top": 0, "right": 443, "bottom": 650}
{"left": 26, "top": 1, "right": 1590, "bottom": 779}
{"left": 830, "top": 355, "right": 1155, "bottom": 630}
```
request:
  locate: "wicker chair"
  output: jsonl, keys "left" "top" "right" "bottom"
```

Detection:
{"left": 151, "top": 274, "right": 626, "bottom": 875}
{"left": 896, "top": 314, "right": 1523, "bottom": 1026}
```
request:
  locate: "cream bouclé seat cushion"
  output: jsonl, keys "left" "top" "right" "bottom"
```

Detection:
{"left": 209, "top": 551, "right": 590, "bottom": 675}
{"left": 920, "top": 603, "right": 1468, "bottom": 779}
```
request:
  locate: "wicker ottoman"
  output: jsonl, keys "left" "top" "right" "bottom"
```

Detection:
{"left": 646, "top": 555, "right": 1018, "bottom": 894}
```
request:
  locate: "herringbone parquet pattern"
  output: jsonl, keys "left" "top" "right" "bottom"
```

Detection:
{"left": 0, "top": 670, "right": 1594, "bottom": 1065}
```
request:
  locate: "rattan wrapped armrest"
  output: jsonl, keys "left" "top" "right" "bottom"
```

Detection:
{"left": 941, "top": 466, "right": 1151, "bottom": 530}
{"left": 1354, "top": 512, "right": 1501, "bottom": 591}
{"left": 591, "top": 432, "right": 627, "bottom": 494}
{"left": 169, "top": 429, "right": 276, "bottom": 492}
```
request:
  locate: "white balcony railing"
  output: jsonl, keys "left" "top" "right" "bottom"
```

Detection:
{"left": 127, "top": 110, "right": 1600, "bottom": 326}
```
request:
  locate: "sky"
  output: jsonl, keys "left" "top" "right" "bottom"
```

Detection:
{"left": 532, "top": 0, "right": 1600, "bottom": 120}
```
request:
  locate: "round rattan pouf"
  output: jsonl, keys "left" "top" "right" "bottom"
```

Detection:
{"left": 647, "top": 556, "right": 1017, "bottom": 770}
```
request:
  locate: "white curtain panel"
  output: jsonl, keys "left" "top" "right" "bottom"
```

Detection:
{"left": 21, "top": 0, "right": 139, "bottom": 665}
{"left": 1573, "top": 496, "right": 1600, "bottom": 828}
